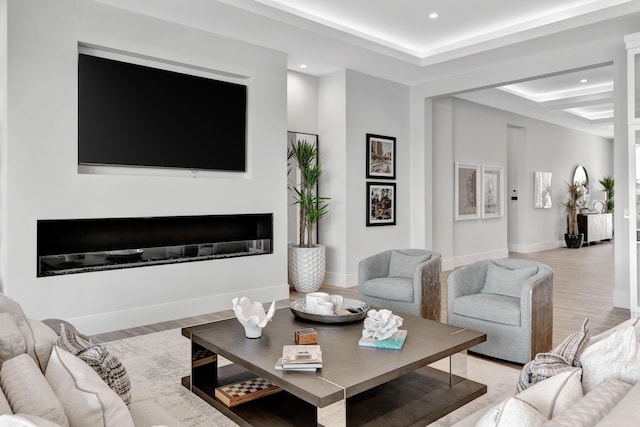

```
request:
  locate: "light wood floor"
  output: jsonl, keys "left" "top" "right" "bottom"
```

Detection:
{"left": 92, "top": 242, "right": 630, "bottom": 348}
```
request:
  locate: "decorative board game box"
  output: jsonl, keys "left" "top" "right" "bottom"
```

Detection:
{"left": 214, "top": 377, "right": 282, "bottom": 407}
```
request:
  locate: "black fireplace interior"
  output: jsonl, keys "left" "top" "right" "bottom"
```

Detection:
{"left": 37, "top": 214, "right": 272, "bottom": 276}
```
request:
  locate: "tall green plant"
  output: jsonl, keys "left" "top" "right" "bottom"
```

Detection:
{"left": 561, "top": 182, "right": 582, "bottom": 235}
{"left": 599, "top": 176, "right": 614, "bottom": 213}
{"left": 288, "top": 139, "right": 330, "bottom": 248}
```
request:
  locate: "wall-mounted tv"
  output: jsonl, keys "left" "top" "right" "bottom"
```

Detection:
{"left": 78, "top": 53, "right": 247, "bottom": 172}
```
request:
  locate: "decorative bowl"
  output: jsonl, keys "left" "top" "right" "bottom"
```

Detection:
{"left": 290, "top": 298, "right": 369, "bottom": 324}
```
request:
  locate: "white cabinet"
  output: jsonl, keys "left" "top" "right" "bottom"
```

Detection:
{"left": 577, "top": 213, "right": 613, "bottom": 245}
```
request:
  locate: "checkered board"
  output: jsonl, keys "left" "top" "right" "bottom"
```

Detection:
{"left": 215, "top": 377, "right": 282, "bottom": 407}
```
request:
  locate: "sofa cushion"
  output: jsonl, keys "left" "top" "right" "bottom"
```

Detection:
{"left": 0, "top": 353, "right": 69, "bottom": 426}
{"left": 581, "top": 326, "right": 640, "bottom": 393}
{"left": 0, "top": 313, "right": 26, "bottom": 366}
{"left": 453, "top": 294, "right": 520, "bottom": 326}
{"left": 596, "top": 381, "right": 640, "bottom": 426}
{"left": 0, "top": 382, "right": 11, "bottom": 415}
{"left": 45, "top": 346, "right": 134, "bottom": 427}
{"left": 0, "top": 414, "right": 62, "bottom": 427}
{"left": 481, "top": 262, "right": 537, "bottom": 298}
{"left": 23, "top": 317, "right": 58, "bottom": 373}
{"left": 360, "top": 277, "right": 414, "bottom": 302}
{"left": 77, "top": 345, "right": 131, "bottom": 406}
{"left": 476, "top": 396, "right": 548, "bottom": 427}
{"left": 542, "top": 377, "right": 631, "bottom": 426}
{"left": 388, "top": 251, "right": 430, "bottom": 278}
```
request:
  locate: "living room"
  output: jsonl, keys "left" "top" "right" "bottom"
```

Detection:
{"left": 2, "top": 0, "right": 639, "bottom": 337}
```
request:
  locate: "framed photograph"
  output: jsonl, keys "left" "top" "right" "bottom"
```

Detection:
{"left": 366, "top": 182, "right": 396, "bottom": 226}
{"left": 366, "top": 134, "right": 396, "bottom": 179}
{"left": 533, "top": 171, "right": 553, "bottom": 209}
{"left": 482, "top": 165, "right": 504, "bottom": 219}
{"left": 454, "top": 162, "right": 481, "bottom": 221}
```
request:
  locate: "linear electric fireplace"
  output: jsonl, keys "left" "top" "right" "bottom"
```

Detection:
{"left": 37, "top": 214, "right": 273, "bottom": 277}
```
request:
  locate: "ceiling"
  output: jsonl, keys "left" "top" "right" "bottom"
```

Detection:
{"left": 96, "top": 0, "right": 640, "bottom": 138}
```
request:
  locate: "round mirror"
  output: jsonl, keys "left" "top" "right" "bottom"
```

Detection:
{"left": 572, "top": 165, "right": 589, "bottom": 193}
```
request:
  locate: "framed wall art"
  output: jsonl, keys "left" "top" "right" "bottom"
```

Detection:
{"left": 454, "top": 162, "right": 481, "bottom": 221}
{"left": 366, "top": 134, "right": 396, "bottom": 179}
{"left": 366, "top": 182, "right": 396, "bottom": 226}
{"left": 533, "top": 171, "right": 553, "bottom": 209}
{"left": 482, "top": 165, "right": 504, "bottom": 218}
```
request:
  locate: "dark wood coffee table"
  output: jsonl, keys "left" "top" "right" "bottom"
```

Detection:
{"left": 182, "top": 307, "right": 486, "bottom": 427}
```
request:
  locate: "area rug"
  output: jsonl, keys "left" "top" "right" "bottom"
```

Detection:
{"left": 105, "top": 329, "right": 520, "bottom": 426}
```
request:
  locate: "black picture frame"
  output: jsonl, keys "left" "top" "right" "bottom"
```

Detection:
{"left": 366, "top": 182, "right": 396, "bottom": 226}
{"left": 366, "top": 133, "right": 396, "bottom": 179}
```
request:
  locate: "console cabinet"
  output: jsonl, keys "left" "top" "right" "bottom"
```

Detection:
{"left": 577, "top": 213, "right": 613, "bottom": 245}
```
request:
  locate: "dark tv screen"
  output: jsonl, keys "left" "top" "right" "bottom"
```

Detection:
{"left": 78, "top": 54, "right": 247, "bottom": 172}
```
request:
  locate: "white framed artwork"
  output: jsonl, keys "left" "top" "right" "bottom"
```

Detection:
{"left": 482, "top": 165, "right": 504, "bottom": 219}
{"left": 455, "top": 162, "right": 481, "bottom": 221}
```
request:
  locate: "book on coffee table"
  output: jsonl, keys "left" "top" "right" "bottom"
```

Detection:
{"left": 281, "top": 344, "right": 323, "bottom": 369}
{"left": 274, "top": 357, "right": 318, "bottom": 372}
{"left": 215, "top": 377, "right": 282, "bottom": 407}
{"left": 358, "top": 329, "right": 407, "bottom": 350}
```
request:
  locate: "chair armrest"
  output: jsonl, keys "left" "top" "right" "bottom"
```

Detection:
{"left": 520, "top": 268, "right": 554, "bottom": 357}
{"left": 358, "top": 251, "right": 392, "bottom": 284}
{"left": 414, "top": 253, "right": 442, "bottom": 320}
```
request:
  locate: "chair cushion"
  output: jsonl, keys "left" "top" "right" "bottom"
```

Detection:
{"left": 452, "top": 294, "right": 520, "bottom": 326}
{"left": 481, "top": 262, "right": 537, "bottom": 298}
{"left": 388, "top": 251, "right": 430, "bottom": 278}
{"left": 360, "top": 277, "right": 414, "bottom": 302}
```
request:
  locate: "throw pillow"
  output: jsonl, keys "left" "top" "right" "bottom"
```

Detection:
{"left": 581, "top": 325, "right": 640, "bottom": 393}
{"left": 0, "top": 353, "right": 69, "bottom": 427}
{"left": 517, "top": 318, "right": 590, "bottom": 392}
{"left": 387, "top": 251, "right": 430, "bottom": 278}
{"left": 24, "top": 317, "right": 59, "bottom": 372}
{"left": 543, "top": 377, "right": 631, "bottom": 426}
{"left": 0, "top": 382, "right": 10, "bottom": 415}
{"left": 0, "top": 312, "right": 26, "bottom": 365}
{"left": 0, "top": 414, "right": 63, "bottom": 427}
{"left": 481, "top": 263, "right": 537, "bottom": 298}
{"left": 516, "top": 367, "right": 583, "bottom": 418}
{"left": 45, "top": 346, "right": 135, "bottom": 427}
{"left": 476, "top": 396, "right": 548, "bottom": 427}
{"left": 56, "top": 322, "right": 91, "bottom": 355}
{"left": 77, "top": 345, "right": 132, "bottom": 406}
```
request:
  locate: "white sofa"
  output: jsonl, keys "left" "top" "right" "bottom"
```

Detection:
{"left": 0, "top": 293, "right": 183, "bottom": 427}
{"left": 454, "top": 317, "right": 640, "bottom": 426}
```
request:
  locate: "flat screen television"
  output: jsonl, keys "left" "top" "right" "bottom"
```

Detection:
{"left": 78, "top": 53, "right": 247, "bottom": 172}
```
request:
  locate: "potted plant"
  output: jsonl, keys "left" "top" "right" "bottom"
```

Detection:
{"left": 287, "top": 139, "right": 330, "bottom": 292}
{"left": 562, "top": 182, "right": 584, "bottom": 248}
{"left": 599, "top": 176, "right": 614, "bottom": 213}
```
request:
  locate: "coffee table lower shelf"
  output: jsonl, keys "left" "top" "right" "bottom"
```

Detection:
{"left": 182, "top": 364, "right": 486, "bottom": 427}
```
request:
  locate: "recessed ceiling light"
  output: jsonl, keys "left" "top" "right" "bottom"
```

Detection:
{"left": 580, "top": 78, "right": 588, "bottom": 83}
{"left": 429, "top": 12, "right": 439, "bottom": 19}
{"left": 299, "top": 64, "right": 307, "bottom": 69}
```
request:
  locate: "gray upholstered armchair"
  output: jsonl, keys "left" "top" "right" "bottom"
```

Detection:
{"left": 358, "top": 249, "right": 442, "bottom": 320}
{"left": 447, "top": 259, "right": 553, "bottom": 365}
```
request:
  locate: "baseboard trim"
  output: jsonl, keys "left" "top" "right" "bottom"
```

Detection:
{"left": 323, "top": 271, "right": 357, "bottom": 288}
{"left": 613, "top": 289, "right": 631, "bottom": 309}
{"left": 508, "top": 240, "right": 562, "bottom": 254}
{"left": 67, "top": 284, "right": 289, "bottom": 335}
{"left": 453, "top": 248, "right": 509, "bottom": 269}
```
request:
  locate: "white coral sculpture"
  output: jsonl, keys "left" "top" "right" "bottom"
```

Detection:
{"left": 232, "top": 297, "right": 276, "bottom": 339}
{"left": 362, "top": 309, "right": 404, "bottom": 341}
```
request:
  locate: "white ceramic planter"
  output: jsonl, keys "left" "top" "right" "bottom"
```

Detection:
{"left": 288, "top": 244, "right": 326, "bottom": 293}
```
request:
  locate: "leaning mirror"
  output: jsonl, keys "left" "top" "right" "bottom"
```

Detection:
{"left": 572, "top": 165, "right": 589, "bottom": 193}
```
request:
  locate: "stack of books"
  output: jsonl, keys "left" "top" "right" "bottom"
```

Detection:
{"left": 358, "top": 329, "right": 407, "bottom": 350}
{"left": 275, "top": 344, "right": 323, "bottom": 372}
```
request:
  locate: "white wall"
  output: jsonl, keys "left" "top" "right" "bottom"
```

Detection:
{"left": 2, "top": 0, "right": 289, "bottom": 333}
{"left": 440, "top": 98, "right": 613, "bottom": 267}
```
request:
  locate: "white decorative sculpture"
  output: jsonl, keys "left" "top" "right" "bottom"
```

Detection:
{"left": 232, "top": 297, "right": 276, "bottom": 338}
{"left": 362, "top": 309, "right": 403, "bottom": 341}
